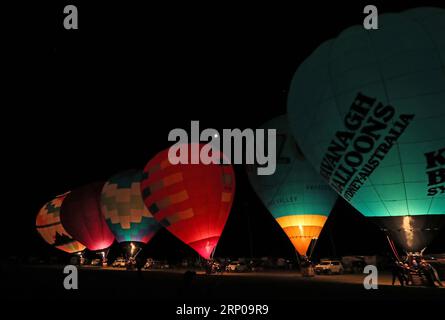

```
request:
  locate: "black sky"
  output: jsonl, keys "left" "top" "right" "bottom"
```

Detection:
{"left": 5, "top": 1, "right": 445, "bottom": 261}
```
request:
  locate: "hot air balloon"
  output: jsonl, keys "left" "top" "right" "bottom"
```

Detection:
{"left": 101, "top": 170, "right": 161, "bottom": 258}
{"left": 60, "top": 182, "right": 115, "bottom": 252}
{"left": 36, "top": 192, "right": 86, "bottom": 254}
{"left": 140, "top": 144, "right": 235, "bottom": 260}
{"left": 247, "top": 115, "right": 337, "bottom": 257}
{"left": 287, "top": 7, "right": 445, "bottom": 253}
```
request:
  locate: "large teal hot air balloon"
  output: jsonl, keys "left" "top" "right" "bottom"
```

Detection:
{"left": 287, "top": 7, "right": 445, "bottom": 253}
{"left": 247, "top": 115, "right": 337, "bottom": 256}
{"left": 101, "top": 170, "right": 161, "bottom": 252}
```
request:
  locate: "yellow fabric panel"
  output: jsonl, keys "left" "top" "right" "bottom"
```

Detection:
{"left": 275, "top": 214, "right": 327, "bottom": 228}
{"left": 157, "top": 190, "right": 189, "bottom": 209}
{"left": 163, "top": 172, "right": 183, "bottom": 186}
{"left": 130, "top": 182, "right": 140, "bottom": 195}
{"left": 168, "top": 190, "right": 189, "bottom": 205}
{"left": 167, "top": 208, "right": 194, "bottom": 224}
{"left": 130, "top": 211, "right": 142, "bottom": 224}
{"left": 57, "top": 242, "right": 85, "bottom": 253}
{"left": 119, "top": 216, "right": 131, "bottom": 229}
{"left": 283, "top": 225, "right": 323, "bottom": 238}
{"left": 130, "top": 207, "right": 149, "bottom": 218}
{"left": 36, "top": 212, "right": 58, "bottom": 226}
{"left": 221, "top": 192, "right": 232, "bottom": 203}
{"left": 36, "top": 197, "right": 65, "bottom": 227}
{"left": 116, "top": 188, "right": 131, "bottom": 202}
{"left": 106, "top": 208, "right": 120, "bottom": 223}
{"left": 290, "top": 237, "right": 312, "bottom": 256}
{"left": 38, "top": 225, "right": 57, "bottom": 244}
{"left": 275, "top": 214, "right": 328, "bottom": 255}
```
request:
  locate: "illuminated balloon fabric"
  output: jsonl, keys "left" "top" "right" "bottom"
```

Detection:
{"left": 36, "top": 193, "right": 86, "bottom": 254}
{"left": 140, "top": 145, "right": 235, "bottom": 260}
{"left": 101, "top": 170, "right": 161, "bottom": 244}
{"left": 246, "top": 115, "right": 337, "bottom": 256}
{"left": 287, "top": 7, "right": 445, "bottom": 252}
{"left": 60, "top": 182, "right": 115, "bottom": 251}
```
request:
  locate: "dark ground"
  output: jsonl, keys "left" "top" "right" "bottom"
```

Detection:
{"left": 3, "top": 265, "right": 444, "bottom": 301}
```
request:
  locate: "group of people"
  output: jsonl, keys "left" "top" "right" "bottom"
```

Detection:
{"left": 392, "top": 256, "right": 443, "bottom": 287}
{"left": 205, "top": 260, "right": 224, "bottom": 274}
{"left": 300, "top": 256, "right": 315, "bottom": 277}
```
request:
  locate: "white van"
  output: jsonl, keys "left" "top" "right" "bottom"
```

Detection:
{"left": 314, "top": 260, "right": 344, "bottom": 274}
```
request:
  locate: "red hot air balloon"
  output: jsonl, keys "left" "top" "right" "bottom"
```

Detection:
{"left": 140, "top": 144, "right": 235, "bottom": 260}
{"left": 60, "top": 182, "right": 115, "bottom": 251}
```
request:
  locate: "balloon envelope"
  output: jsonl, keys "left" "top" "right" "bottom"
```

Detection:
{"left": 60, "top": 182, "right": 115, "bottom": 251}
{"left": 247, "top": 115, "right": 337, "bottom": 256}
{"left": 287, "top": 7, "right": 445, "bottom": 252}
{"left": 101, "top": 170, "right": 161, "bottom": 244}
{"left": 36, "top": 193, "right": 86, "bottom": 254}
{"left": 140, "top": 144, "right": 235, "bottom": 259}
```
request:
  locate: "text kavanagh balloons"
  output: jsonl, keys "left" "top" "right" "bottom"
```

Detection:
{"left": 287, "top": 7, "right": 445, "bottom": 253}
{"left": 140, "top": 144, "right": 235, "bottom": 260}
{"left": 247, "top": 115, "right": 337, "bottom": 257}
{"left": 101, "top": 170, "right": 161, "bottom": 245}
{"left": 36, "top": 192, "right": 86, "bottom": 254}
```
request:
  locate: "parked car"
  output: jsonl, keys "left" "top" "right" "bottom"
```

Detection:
{"left": 341, "top": 256, "right": 366, "bottom": 274}
{"left": 314, "top": 260, "right": 344, "bottom": 274}
{"left": 112, "top": 258, "right": 126, "bottom": 268}
{"left": 226, "top": 261, "right": 239, "bottom": 272}
{"left": 144, "top": 259, "right": 170, "bottom": 269}
{"left": 226, "top": 261, "right": 248, "bottom": 272}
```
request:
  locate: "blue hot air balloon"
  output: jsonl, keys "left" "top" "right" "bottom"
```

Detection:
{"left": 247, "top": 115, "right": 338, "bottom": 257}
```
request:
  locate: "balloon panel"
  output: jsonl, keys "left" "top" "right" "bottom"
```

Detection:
{"left": 276, "top": 214, "right": 328, "bottom": 255}
{"left": 141, "top": 145, "right": 235, "bottom": 259}
{"left": 101, "top": 170, "right": 161, "bottom": 243}
{"left": 287, "top": 8, "right": 445, "bottom": 219}
{"left": 36, "top": 193, "right": 85, "bottom": 254}
{"left": 246, "top": 115, "right": 337, "bottom": 255}
{"left": 60, "top": 182, "right": 115, "bottom": 251}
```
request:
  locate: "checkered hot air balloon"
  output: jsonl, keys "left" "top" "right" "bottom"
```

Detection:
{"left": 140, "top": 144, "right": 235, "bottom": 260}
{"left": 36, "top": 192, "right": 86, "bottom": 254}
{"left": 101, "top": 170, "right": 161, "bottom": 245}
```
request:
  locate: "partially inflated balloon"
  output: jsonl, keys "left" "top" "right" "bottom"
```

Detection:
{"left": 140, "top": 145, "right": 235, "bottom": 260}
{"left": 60, "top": 182, "right": 115, "bottom": 251}
{"left": 101, "top": 170, "right": 161, "bottom": 244}
{"left": 287, "top": 7, "right": 445, "bottom": 252}
{"left": 36, "top": 193, "right": 86, "bottom": 254}
{"left": 247, "top": 115, "right": 337, "bottom": 256}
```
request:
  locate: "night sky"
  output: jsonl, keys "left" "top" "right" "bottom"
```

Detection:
{"left": 6, "top": 1, "right": 444, "bottom": 262}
